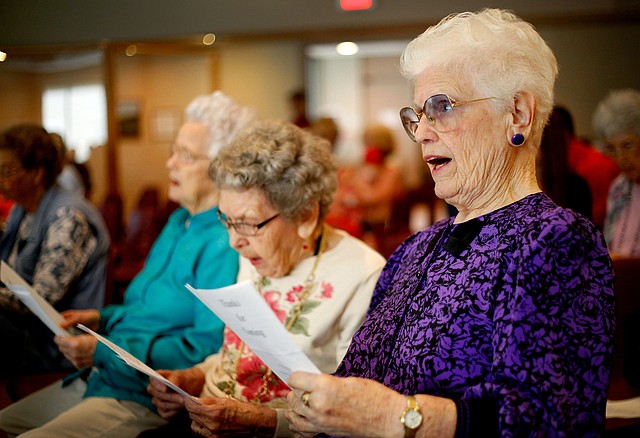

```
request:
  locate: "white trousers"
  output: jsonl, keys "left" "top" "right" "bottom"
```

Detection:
{"left": 0, "top": 378, "right": 166, "bottom": 437}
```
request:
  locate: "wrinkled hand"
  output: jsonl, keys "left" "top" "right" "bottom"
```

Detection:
{"left": 185, "top": 396, "right": 277, "bottom": 437}
{"left": 148, "top": 368, "right": 206, "bottom": 420}
{"left": 59, "top": 309, "right": 101, "bottom": 331}
{"left": 54, "top": 334, "right": 97, "bottom": 369}
{"left": 285, "top": 372, "right": 404, "bottom": 438}
{"left": 287, "top": 373, "right": 458, "bottom": 438}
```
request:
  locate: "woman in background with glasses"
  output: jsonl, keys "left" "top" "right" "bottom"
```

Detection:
{"left": 0, "top": 91, "right": 249, "bottom": 437}
{"left": 592, "top": 88, "right": 640, "bottom": 258}
{"left": 286, "top": 9, "right": 615, "bottom": 437}
{"left": 0, "top": 124, "right": 110, "bottom": 377}
{"left": 140, "top": 119, "right": 386, "bottom": 438}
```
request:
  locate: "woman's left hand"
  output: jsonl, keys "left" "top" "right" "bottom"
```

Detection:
{"left": 184, "top": 396, "right": 277, "bottom": 437}
{"left": 285, "top": 372, "right": 404, "bottom": 438}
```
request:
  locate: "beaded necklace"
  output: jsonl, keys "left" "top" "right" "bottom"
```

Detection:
{"left": 221, "top": 226, "right": 327, "bottom": 402}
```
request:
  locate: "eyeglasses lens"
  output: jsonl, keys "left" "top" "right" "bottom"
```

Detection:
{"left": 169, "top": 145, "right": 195, "bottom": 164}
{"left": 425, "top": 94, "right": 455, "bottom": 132}
{"left": 399, "top": 94, "right": 458, "bottom": 142}
{"left": 216, "top": 211, "right": 262, "bottom": 236}
{"left": 400, "top": 108, "right": 419, "bottom": 142}
{"left": 236, "top": 224, "right": 257, "bottom": 236}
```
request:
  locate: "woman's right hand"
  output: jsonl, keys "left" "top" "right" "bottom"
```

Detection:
{"left": 148, "top": 367, "right": 206, "bottom": 420}
{"left": 286, "top": 372, "right": 457, "bottom": 438}
{"left": 59, "top": 309, "right": 101, "bottom": 331}
{"left": 54, "top": 334, "right": 98, "bottom": 369}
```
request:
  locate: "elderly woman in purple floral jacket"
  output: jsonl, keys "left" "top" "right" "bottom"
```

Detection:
{"left": 286, "top": 8, "right": 615, "bottom": 438}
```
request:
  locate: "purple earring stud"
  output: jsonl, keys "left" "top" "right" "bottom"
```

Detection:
{"left": 511, "top": 133, "right": 525, "bottom": 146}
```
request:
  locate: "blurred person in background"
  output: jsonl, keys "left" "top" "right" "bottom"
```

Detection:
{"left": 50, "top": 133, "right": 87, "bottom": 199}
{"left": 555, "top": 105, "right": 619, "bottom": 230}
{"left": 593, "top": 88, "right": 640, "bottom": 258}
{"left": 0, "top": 192, "right": 14, "bottom": 229}
{"left": 0, "top": 91, "right": 253, "bottom": 437}
{"left": 328, "top": 124, "right": 405, "bottom": 251}
{"left": 537, "top": 107, "right": 592, "bottom": 220}
{"left": 314, "top": 117, "right": 367, "bottom": 239}
{"left": 308, "top": 117, "right": 339, "bottom": 150}
{"left": 289, "top": 89, "right": 310, "bottom": 129}
{"left": 0, "top": 124, "right": 109, "bottom": 377}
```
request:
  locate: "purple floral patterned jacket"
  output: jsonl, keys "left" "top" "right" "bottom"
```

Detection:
{"left": 335, "top": 193, "right": 615, "bottom": 437}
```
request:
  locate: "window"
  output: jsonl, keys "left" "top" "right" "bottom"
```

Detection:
{"left": 42, "top": 84, "right": 107, "bottom": 163}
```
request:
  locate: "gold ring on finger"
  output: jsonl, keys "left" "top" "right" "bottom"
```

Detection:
{"left": 301, "top": 391, "right": 310, "bottom": 407}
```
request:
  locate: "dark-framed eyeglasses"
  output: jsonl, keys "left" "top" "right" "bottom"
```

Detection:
{"left": 169, "top": 144, "right": 210, "bottom": 165}
{"left": 399, "top": 94, "right": 495, "bottom": 141}
{"left": 216, "top": 210, "right": 280, "bottom": 237}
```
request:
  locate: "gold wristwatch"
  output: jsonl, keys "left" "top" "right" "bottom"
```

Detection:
{"left": 400, "top": 395, "right": 423, "bottom": 437}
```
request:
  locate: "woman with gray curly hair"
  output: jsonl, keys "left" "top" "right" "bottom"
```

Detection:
{"left": 592, "top": 88, "right": 640, "bottom": 257}
{"left": 142, "top": 119, "right": 386, "bottom": 437}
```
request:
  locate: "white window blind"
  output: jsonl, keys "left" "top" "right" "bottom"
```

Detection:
{"left": 42, "top": 84, "right": 107, "bottom": 163}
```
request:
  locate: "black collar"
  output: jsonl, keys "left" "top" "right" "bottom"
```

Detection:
{"left": 443, "top": 218, "right": 483, "bottom": 257}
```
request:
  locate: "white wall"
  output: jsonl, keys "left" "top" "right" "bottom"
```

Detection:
{"left": 218, "top": 40, "right": 305, "bottom": 122}
{"left": 115, "top": 52, "right": 215, "bottom": 215}
{"left": 308, "top": 56, "right": 364, "bottom": 165}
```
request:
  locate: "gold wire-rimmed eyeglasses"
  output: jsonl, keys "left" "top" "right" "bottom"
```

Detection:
{"left": 400, "top": 94, "right": 495, "bottom": 141}
{"left": 169, "top": 144, "right": 210, "bottom": 165}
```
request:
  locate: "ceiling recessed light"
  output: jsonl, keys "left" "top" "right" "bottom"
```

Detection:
{"left": 202, "top": 33, "right": 216, "bottom": 45}
{"left": 125, "top": 45, "right": 137, "bottom": 56}
{"left": 336, "top": 42, "right": 359, "bottom": 56}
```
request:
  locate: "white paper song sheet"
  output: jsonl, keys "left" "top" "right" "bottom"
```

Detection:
{"left": 76, "top": 324, "right": 201, "bottom": 404}
{"left": 0, "top": 261, "right": 73, "bottom": 337}
{"left": 186, "top": 280, "right": 321, "bottom": 386}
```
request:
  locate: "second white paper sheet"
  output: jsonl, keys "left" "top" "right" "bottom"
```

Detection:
{"left": 76, "top": 324, "right": 200, "bottom": 403}
{"left": 186, "top": 280, "right": 321, "bottom": 386}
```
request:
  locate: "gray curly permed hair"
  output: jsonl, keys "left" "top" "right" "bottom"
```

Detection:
{"left": 209, "top": 119, "right": 337, "bottom": 221}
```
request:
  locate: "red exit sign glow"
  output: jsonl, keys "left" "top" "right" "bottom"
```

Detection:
{"left": 339, "top": 0, "right": 374, "bottom": 11}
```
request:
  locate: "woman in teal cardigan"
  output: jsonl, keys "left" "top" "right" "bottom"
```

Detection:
{"left": 0, "top": 91, "right": 256, "bottom": 438}
{"left": 81, "top": 205, "right": 237, "bottom": 409}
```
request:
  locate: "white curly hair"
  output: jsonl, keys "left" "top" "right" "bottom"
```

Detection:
{"left": 184, "top": 91, "right": 257, "bottom": 158}
{"left": 401, "top": 8, "right": 558, "bottom": 144}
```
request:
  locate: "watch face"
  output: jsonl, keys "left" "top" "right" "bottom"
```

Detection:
{"left": 404, "top": 409, "right": 423, "bottom": 429}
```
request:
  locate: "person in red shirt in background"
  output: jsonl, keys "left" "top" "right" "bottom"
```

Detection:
{"left": 555, "top": 105, "right": 620, "bottom": 230}
{"left": 0, "top": 193, "right": 14, "bottom": 228}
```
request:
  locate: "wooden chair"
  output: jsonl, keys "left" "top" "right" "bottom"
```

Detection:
{"left": 606, "top": 257, "right": 640, "bottom": 435}
{"left": 110, "top": 187, "right": 164, "bottom": 302}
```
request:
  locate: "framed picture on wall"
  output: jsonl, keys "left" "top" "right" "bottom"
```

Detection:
{"left": 117, "top": 99, "right": 141, "bottom": 137}
{"left": 150, "top": 106, "right": 181, "bottom": 143}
